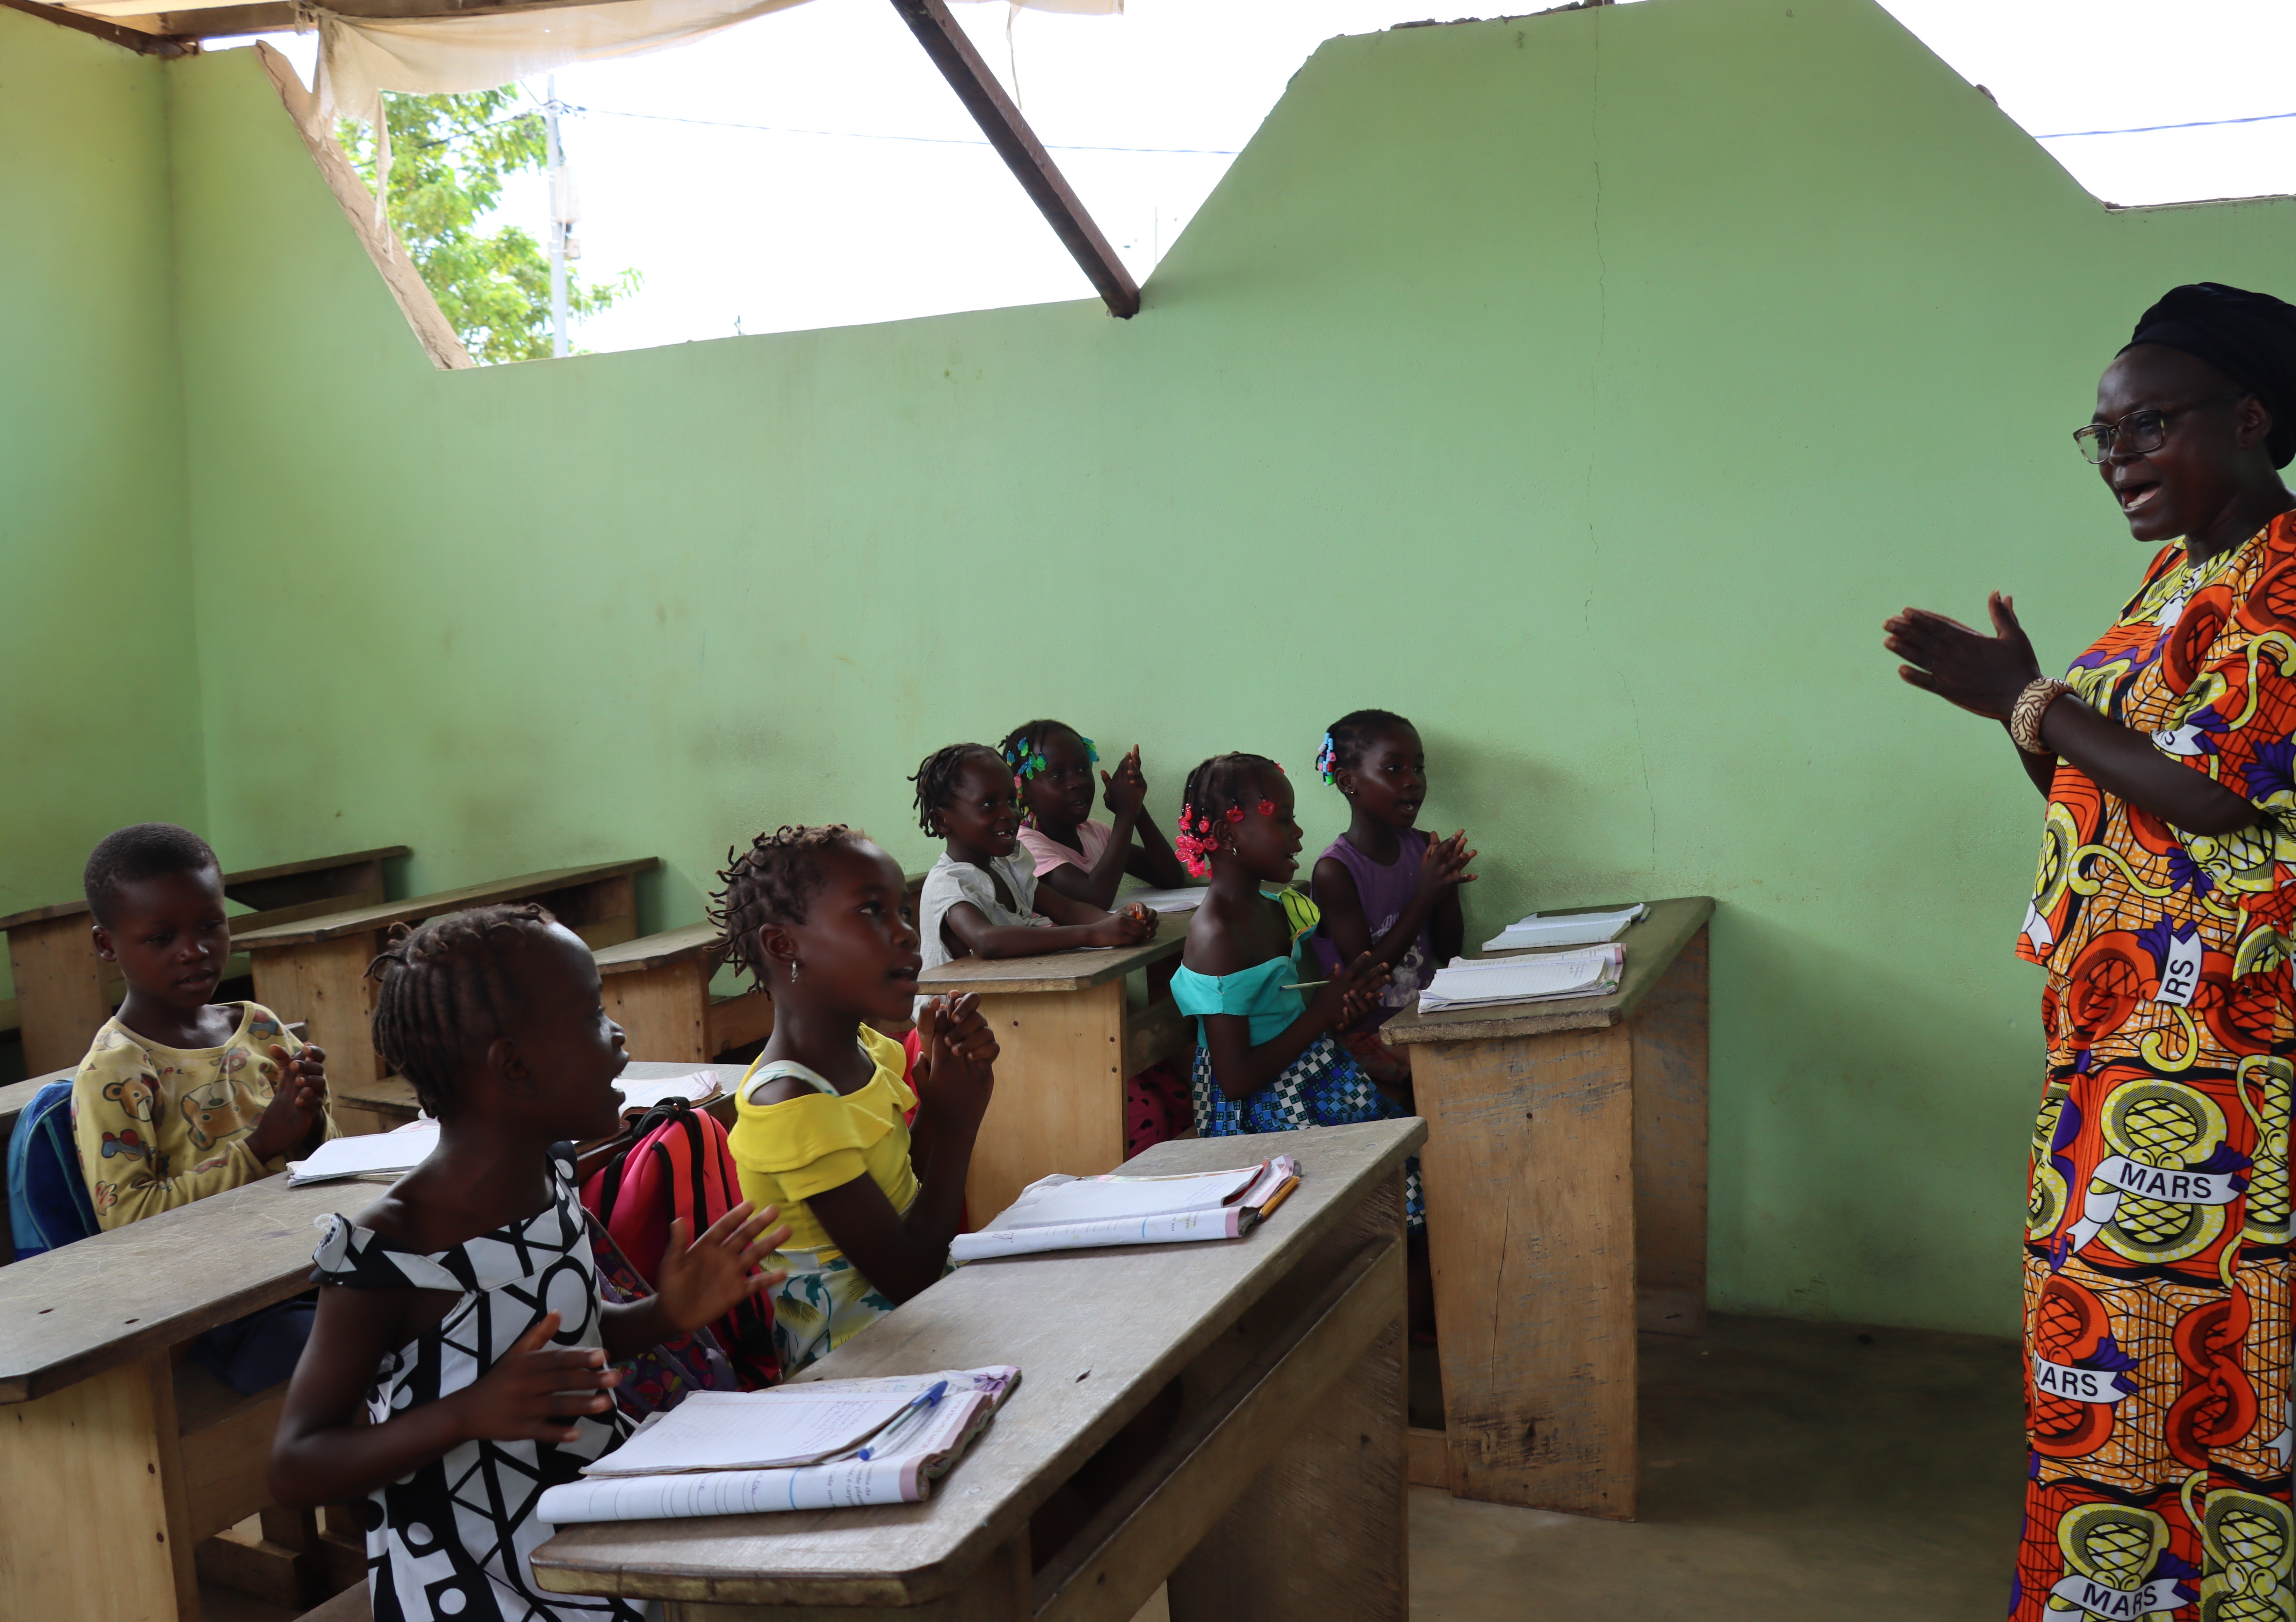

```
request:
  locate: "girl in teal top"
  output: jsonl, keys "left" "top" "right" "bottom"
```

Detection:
{"left": 1167, "top": 752, "right": 1425, "bottom": 1233}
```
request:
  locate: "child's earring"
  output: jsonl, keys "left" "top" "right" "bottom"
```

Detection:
{"left": 790, "top": 958, "right": 802, "bottom": 983}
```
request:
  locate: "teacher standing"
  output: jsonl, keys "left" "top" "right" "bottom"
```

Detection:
{"left": 1887, "top": 283, "right": 2296, "bottom": 1620}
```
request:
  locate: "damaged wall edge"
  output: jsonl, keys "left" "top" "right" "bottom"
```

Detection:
{"left": 253, "top": 42, "right": 475, "bottom": 371}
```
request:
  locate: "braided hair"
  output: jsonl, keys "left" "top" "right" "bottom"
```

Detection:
{"left": 997, "top": 719, "right": 1096, "bottom": 787}
{"left": 1175, "top": 752, "right": 1284, "bottom": 877}
{"left": 910, "top": 742, "right": 1009, "bottom": 836}
{"left": 1314, "top": 709, "right": 1414, "bottom": 784}
{"left": 367, "top": 904, "right": 563, "bottom": 1116}
{"left": 708, "top": 824, "right": 867, "bottom": 988}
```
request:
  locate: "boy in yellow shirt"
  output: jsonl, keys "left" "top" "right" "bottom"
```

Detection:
{"left": 69, "top": 824, "right": 334, "bottom": 1390}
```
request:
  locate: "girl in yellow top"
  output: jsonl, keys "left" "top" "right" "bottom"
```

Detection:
{"left": 713, "top": 824, "right": 998, "bottom": 1373}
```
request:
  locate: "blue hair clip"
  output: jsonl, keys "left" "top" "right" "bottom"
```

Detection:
{"left": 1080, "top": 736, "right": 1100, "bottom": 766}
{"left": 1315, "top": 732, "right": 1339, "bottom": 785}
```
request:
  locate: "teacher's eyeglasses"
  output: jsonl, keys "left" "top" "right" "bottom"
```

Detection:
{"left": 2073, "top": 398, "right": 2239, "bottom": 464}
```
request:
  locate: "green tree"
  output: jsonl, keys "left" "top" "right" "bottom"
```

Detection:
{"left": 340, "top": 88, "right": 638, "bottom": 364}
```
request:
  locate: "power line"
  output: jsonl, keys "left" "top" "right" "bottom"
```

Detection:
{"left": 556, "top": 100, "right": 1237, "bottom": 156}
{"left": 2036, "top": 109, "right": 2296, "bottom": 139}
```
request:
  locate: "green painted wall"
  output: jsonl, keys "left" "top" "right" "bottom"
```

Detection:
{"left": 17, "top": 0, "right": 2296, "bottom": 1331}
{"left": 0, "top": 14, "right": 201, "bottom": 1016}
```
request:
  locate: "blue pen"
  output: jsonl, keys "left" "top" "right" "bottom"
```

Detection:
{"left": 857, "top": 1381, "right": 950, "bottom": 1460}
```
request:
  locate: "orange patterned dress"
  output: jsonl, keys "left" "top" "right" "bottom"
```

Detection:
{"left": 2014, "top": 510, "right": 2296, "bottom": 1620}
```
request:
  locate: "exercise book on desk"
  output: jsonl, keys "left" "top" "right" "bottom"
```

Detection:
{"left": 534, "top": 1367, "right": 1019, "bottom": 1523}
{"left": 616, "top": 1072, "right": 722, "bottom": 1112}
{"left": 286, "top": 1117, "right": 439, "bottom": 1185}
{"left": 1482, "top": 903, "right": 1646, "bottom": 954}
{"left": 949, "top": 1157, "right": 1301, "bottom": 1262}
{"left": 1419, "top": 945, "right": 1624, "bottom": 1013}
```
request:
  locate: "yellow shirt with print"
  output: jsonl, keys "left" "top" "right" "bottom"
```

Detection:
{"left": 71, "top": 1001, "right": 339, "bottom": 1229}
{"left": 727, "top": 1025, "right": 920, "bottom": 1258}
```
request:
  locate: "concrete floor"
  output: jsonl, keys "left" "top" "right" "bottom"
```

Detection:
{"left": 204, "top": 1312, "right": 2027, "bottom": 1622}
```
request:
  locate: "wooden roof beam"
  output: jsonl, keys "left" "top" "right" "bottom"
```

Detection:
{"left": 887, "top": 0, "right": 1140, "bottom": 319}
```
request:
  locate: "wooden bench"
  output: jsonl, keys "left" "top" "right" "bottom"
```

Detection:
{"left": 1, "top": 846, "right": 410, "bottom": 1077}
{"left": 0, "top": 1167, "right": 391, "bottom": 1620}
{"left": 917, "top": 911, "right": 1196, "bottom": 1223}
{"left": 1383, "top": 894, "right": 1713, "bottom": 1519}
{"left": 237, "top": 859, "right": 658, "bottom": 1089}
{"left": 334, "top": 1058, "right": 744, "bottom": 1140}
{"left": 532, "top": 1117, "right": 1423, "bottom": 1622}
{"left": 595, "top": 921, "right": 774, "bottom": 1064}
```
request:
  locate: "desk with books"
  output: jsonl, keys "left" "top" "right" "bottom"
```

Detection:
{"left": 0, "top": 1059, "right": 750, "bottom": 1621}
{"left": 916, "top": 908, "right": 1197, "bottom": 1223}
{"left": 1383, "top": 895, "right": 1713, "bottom": 1520}
{"left": 532, "top": 1117, "right": 1423, "bottom": 1622}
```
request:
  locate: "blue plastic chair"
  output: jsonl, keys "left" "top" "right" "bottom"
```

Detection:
{"left": 7, "top": 1078, "right": 100, "bottom": 1261}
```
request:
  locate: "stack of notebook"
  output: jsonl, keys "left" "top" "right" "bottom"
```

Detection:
{"left": 1113, "top": 887, "right": 1209, "bottom": 914}
{"left": 534, "top": 1366, "right": 1020, "bottom": 1524}
{"left": 949, "top": 1158, "right": 1302, "bottom": 1262}
{"left": 1418, "top": 944, "right": 1625, "bottom": 1013}
{"left": 1481, "top": 903, "right": 1646, "bottom": 954}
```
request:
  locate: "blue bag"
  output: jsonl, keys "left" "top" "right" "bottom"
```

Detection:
{"left": 7, "top": 1078, "right": 100, "bottom": 1261}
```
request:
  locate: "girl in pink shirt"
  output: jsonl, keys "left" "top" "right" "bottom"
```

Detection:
{"left": 1001, "top": 720, "right": 1193, "bottom": 909}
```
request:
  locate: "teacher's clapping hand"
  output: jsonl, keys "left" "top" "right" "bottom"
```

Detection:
{"left": 1883, "top": 591, "right": 2043, "bottom": 720}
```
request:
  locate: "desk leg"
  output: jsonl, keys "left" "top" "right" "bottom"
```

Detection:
{"left": 605, "top": 962, "right": 709, "bottom": 1063}
{"left": 1168, "top": 1174, "right": 1408, "bottom": 1622}
{"left": 964, "top": 984, "right": 1126, "bottom": 1223}
{"left": 0, "top": 1350, "right": 198, "bottom": 1622}
{"left": 1633, "top": 927, "right": 1708, "bottom": 1337}
{"left": 662, "top": 1533, "right": 1031, "bottom": 1621}
{"left": 1415, "top": 1023, "right": 1639, "bottom": 1519}
{"left": 252, "top": 934, "right": 382, "bottom": 1085}
{"left": 10, "top": 912, "right": 114, "bottom": 1076}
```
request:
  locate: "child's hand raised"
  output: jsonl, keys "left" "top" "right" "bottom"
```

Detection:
{"left": 653, "top": 1201, "right": 791, "bottom": 1334}
{"left": 1088, "top": 902, "right": 1157, "bottom": 948}
{"left": 1101, "top": 746, "right": 1149, "bottom": 818}
{"left": 1420, "top": 831, "right": 1478, "bottom": 897}
{"left": 1313, "top": 951, "right": 1390, "bottom": 1030}
{"left": 246, "top": 1043, "right": 329, "bottom": 1162}
{"left": 449, "top": 1312, "right": 622, "bottom": 1445}
{"left": 916, "top": 993, "right": 998, "bottom": 1126}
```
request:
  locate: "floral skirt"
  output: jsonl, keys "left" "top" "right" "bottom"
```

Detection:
{"left": 1190, "top": 1036, "right": 1424, "bottom": 1230}
{"left": 768, "top": 1246, "right": 896, "bottom": 1377}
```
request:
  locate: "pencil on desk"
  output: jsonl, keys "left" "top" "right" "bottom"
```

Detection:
{"left": 1255, "top": 1176, "right": 1301, "bottom": 1219}
{"left": 1281, "top": 980, "right": 1329, "bottom": 992}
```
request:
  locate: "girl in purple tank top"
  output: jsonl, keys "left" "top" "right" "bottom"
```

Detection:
{"left": 1309, "top": 710, "right": 1477, "bottom": 1090}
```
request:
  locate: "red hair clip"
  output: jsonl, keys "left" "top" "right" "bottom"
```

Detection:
{"left": 1256, "top": 798, "right": 1276, "bottom": 817}
{"left": 1224, "top": 806, "right": 1245, "bottom": 823}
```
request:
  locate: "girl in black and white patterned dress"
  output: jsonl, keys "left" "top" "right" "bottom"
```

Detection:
{"left": 269, "top": 906, "right": 789, "bottom": 1622}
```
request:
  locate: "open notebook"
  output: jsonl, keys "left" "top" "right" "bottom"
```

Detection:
{"left": 1418, "top": 944, "right": 1625, "bottom": 1013}
{"left": 1482, "top": 903, "right": 1646, "bottom": 954}
{"left": 949, "top": 1158, "right": 1301, "bottom": 1262}
{"left": 533, "top": 1367, "right": 1019, "bottom": 1523}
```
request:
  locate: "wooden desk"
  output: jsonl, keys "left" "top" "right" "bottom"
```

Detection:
{"left": 1384, "top": 895, "right": 1712, "bottom": 1520}
{"left": 0, "top": 1166, "right": 385, "bottom": 1621}
{"left": 532, "top": 1118, "right": 1423, "bottom": 1622}
{"left": 918, "top": 914, "right": 1194, "bottom": 1223}
{"left": 236, "top": 859, "right": 657, "bottom": 1088}
{"left": 0, "top": 846, "right": 410, "bottom": 1076}
{"left": 594, "top": 923, "right": 775, "bottom": 1065}
{"left": 334, "top": 1057, "right": 744, "bottom": 1139}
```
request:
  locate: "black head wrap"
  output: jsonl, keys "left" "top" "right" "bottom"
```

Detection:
{"left": 2123, "top": 282, "right": 2296, "bottom": 468}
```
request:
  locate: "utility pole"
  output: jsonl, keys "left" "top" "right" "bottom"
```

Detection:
{"left": 545, "top": 76, "right": 575, "bottom": 358}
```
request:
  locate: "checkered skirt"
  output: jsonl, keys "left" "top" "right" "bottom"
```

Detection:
{"left": 1190, "top": 1034, "right": 1424, "bottom": 1229}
